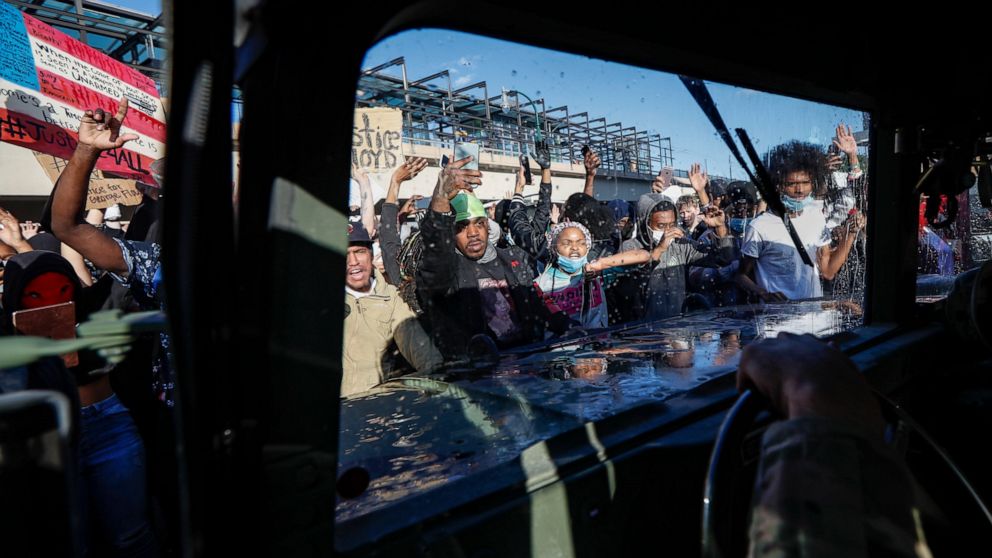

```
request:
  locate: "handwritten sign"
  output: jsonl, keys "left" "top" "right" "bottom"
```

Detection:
{"left": 0, "top": 2, "right": 165, "bottom": 182}
{"left": 85, "top": 179, "right": 142, "bottom": 209}
{"left": 33, "top": 152, "right": 141, "bottom": 209}
{"left": 352, "top": 107, "right": 402, "bottom": 172}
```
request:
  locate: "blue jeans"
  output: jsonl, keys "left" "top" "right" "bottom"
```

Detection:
{"left": 79, "top": 393, "right": 160, "bottom": 558}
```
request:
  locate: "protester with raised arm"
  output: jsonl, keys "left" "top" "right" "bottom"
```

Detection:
{"left": 379, "top": 157, "right": 428, "bottom": 285}
{"left": 417, "top": 156, "right": 569, "bottom": 358}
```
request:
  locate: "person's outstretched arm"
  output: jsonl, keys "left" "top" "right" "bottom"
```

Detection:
{"left": 380, "top": 158, "right": 427, "bottom": 285}
{"left": 508, "top": 149, "right": 553, "bottom": 260}
{"left": 51, "top": 98, "right": 138, "bottom": 275}
{"left": 582, "top": 148, "right": 600, "bottom": 196}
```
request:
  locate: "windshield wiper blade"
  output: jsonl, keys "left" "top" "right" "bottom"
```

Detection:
{"left": 735, "top": 128, "right": 814, "bottom": 267}
{"left": 678, "top": 76, "right": 813, "bottom": 267}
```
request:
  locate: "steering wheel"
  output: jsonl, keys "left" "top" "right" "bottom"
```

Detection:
{"left": 700, "top": 390, "right": 765, "bottom": 558}
{"left": 700, "top": 389, "right": 992, "bottom": 558}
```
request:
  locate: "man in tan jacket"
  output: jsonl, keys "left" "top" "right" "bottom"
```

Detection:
{"left": 342, "top": 221, "right": 441, "bottom": 396}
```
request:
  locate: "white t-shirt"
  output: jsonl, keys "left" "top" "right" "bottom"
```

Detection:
{"left": 741, "top": 209, "right": 831, "bottom": 300}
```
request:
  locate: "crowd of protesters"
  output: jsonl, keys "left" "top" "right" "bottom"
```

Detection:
{"left": 0, "top": 98, "right": 871, "bottom": 554}
{"left": 1, "top": 100, "right": 166, "bottom": 556}
{"left": 337, "top": 123, "right": 873, "bottom": 394}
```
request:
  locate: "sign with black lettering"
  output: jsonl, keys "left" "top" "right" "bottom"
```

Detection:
{"left": 33, "top": 152, "right": 141, "bottom": 209}
{"left": 0, "top": 2, "right": 165, "bottom": 182}
{"left": 352, "top": 107, "right": 402, "bottom": 172}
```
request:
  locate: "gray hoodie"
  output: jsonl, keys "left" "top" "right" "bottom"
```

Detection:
{"left": 619, "top": 193, "right": 736, "bottom": 320}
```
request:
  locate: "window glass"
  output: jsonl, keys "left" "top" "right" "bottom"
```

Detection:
{"left": 338, "top": 29, "right": 870, "bottom": 531}
{"left": 916, "top": 169, "right": 992, "bottom": 302}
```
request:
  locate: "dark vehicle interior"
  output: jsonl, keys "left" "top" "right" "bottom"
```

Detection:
{"left": 7, "top": 1, "right": 992, "bottom": 556}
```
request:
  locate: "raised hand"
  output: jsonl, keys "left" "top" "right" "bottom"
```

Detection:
{"left": 532, "top": 140, "right": 551, "bottom": 170}
{"left": 438, "top": 156, "right": 482, "bottom": 199}
{"left": 652, "top": 167, "right": 673, "bottom": 193}
{"left": 351, "top": 163, "right": 369, "bottom": 184}
{"left": 77, "top": 97, "right": 139, "bottom": 152}
{"left": 833, "top": 123, "right": 858, "bottom": 158}
{"left": 392, "top": 157, "right": 428, "bottom": 184}
{"left": 825, "top": 153, "right": 843, "bottom": 171}
{"left": 700, "top": 206, "right": 727, "bottom": 229}
{"left": 399, "top": 195, "right": 423, "bottom": 220}
{"left": 0, "top": 207, "right": 29, "bottom": 251}
{"left": 20, "top": 221, "right": 40, "bottom": 240}
{"left": 689, "top": 162, "right": 708, "bottom": 192}
{"left": 583, "top": 149, "right": 601, "bottom": 175}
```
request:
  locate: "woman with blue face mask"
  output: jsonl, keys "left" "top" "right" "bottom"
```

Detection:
{"left": 534, "top": 222, "right": 656, "bottom": 332}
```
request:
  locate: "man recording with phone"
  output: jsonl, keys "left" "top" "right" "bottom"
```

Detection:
{"left": 618, "top": 194, "right": 736, "bottom": 320}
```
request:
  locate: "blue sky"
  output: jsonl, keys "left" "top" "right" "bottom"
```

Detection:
{"left": 105, "top": 0, "right": 161, "bottom": 16}
{"left": 364, "top": 29, "right": 866, "bottom": 176}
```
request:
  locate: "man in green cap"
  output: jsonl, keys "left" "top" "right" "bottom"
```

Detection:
{"left": 416, "top": 156, "right": 571, "bottom": 359}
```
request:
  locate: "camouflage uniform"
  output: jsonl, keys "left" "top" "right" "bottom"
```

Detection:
{"left": 749, "top": 417, "right": 931, "bottom": 558}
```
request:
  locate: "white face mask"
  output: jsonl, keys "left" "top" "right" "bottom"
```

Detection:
{"left": 651, "top": 228, "right": 664, "bottom": 243}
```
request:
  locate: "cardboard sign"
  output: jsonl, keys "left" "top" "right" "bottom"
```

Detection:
{"left": 0, "top": 2, "right": 166, "bottom": 183}
{"left": 352, "top": 107, "right": 403, "bottom": 172}
{"left": 32, "top": 152, "right": 142, "bottom": 208}
{"left": 85, "top": 179, "right": 142, "bottom": 209}
{"left": 12, "top": 301, "right": 78, "bottom": 368}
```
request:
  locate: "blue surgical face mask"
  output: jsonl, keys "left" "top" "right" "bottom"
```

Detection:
{"left": 729, "top": 218, "right": 752, "bottom": 234}
{"left": 781, "top": 194, "right": 813, "bottom": 213}
{"left": 557, "top": 254, "right": 588, "bottom": 274}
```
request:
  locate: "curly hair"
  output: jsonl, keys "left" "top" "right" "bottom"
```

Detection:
{"left": 765, "top": 141, "right": 830, "bottom": 196}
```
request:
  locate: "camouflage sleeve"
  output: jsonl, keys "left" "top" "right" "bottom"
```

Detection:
{"left": 749, "top": 417, "right": 930, "bottom": 558}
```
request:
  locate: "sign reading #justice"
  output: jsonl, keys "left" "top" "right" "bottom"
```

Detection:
{"left": 0, "top": 2, "right": 165, "bottom": 182}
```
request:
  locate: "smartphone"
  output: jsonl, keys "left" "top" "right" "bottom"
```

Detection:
{"left": 581, "top": 144, "right": 591, "bottom": 157}
{"left": 659, "top": 167, "right": 674, "bottom": 189}
{"left": 440, "top": 154, "right": 449, "bottom": 168}
{"left": 454, "top": 142, "right": 480, "bottom": 171}
{"left": 415, "top": 196, "right": 431, "bottom": 210}
{"left": 520, "top": 155, "right": 532, "bottom": 185}
{"left": 12, "top": 301, "right": 78, "bottom": 367}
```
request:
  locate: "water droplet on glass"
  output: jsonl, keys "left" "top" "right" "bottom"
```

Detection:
{"left": 511, "top": 70, "right": 517, "bottom": 76}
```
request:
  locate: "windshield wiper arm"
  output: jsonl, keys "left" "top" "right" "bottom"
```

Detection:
{"left": 678, "top": 76, "right": 814, "bottom": 267}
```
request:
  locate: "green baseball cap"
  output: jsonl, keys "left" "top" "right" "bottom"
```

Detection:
{"left": 450, "top": 192, "right": 487, "bottom": 222}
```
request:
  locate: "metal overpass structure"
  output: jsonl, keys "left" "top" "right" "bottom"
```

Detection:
{"left": 356, "top": 57, "right": 676, "bottom": 183}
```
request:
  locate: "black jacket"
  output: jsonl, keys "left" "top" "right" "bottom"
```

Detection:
{"left": 507, "top": 181, "right": 552, "bottom": 263}
{"left": 416, "top": 209, "right": 569, "bottom": 358}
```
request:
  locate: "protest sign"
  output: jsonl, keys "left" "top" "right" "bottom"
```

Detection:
{"left": 352, "top": 107, "right": 402, "bottom": 172}
{"left": 0, "top": 2, "right": 166, "bottom": 183}
{"left": 32, "top": 152, "right": 141, "bottom": 209}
